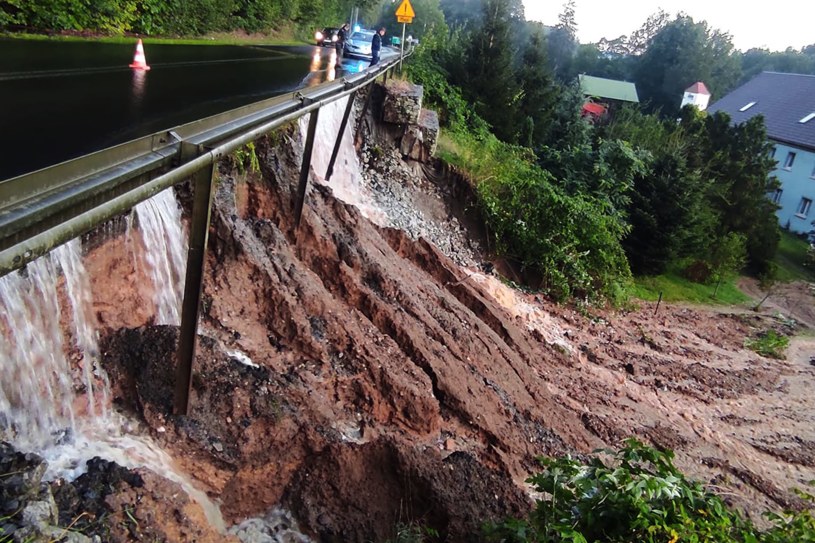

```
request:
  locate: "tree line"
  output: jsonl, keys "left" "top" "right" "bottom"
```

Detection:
{"left": 2, "top": 0, "right": 808, "bottom": 302}
{"left": 410, "top": 0, "right": 793, "bottom": 301}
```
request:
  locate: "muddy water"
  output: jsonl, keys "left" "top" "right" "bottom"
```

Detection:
{"left": 300, "top": 97, "right": 387, "bottom": 224}
{"left": 0, "top": 190, "right": 224, "bottom": 530}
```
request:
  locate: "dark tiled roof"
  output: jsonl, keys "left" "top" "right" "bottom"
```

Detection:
{"left": 707, "top": 72, "right": 815, "bottom": 151}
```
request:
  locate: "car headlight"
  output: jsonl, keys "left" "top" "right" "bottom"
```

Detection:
{"left": 332, "top": 35, "right": 338, "bottom": 42}
{"left": 315, "top": 31, "right": 323, "bottom": 40}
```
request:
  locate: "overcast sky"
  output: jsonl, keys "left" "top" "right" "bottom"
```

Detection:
{"left": 522, "top": 0, "right": 814, "bottom": 52}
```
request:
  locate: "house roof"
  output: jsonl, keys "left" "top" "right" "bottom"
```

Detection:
{"left": 578, "top": 74, "right": 640, "bottom": 103}
{"left": 582, "top": 102, "right": 607, "bottom": 116}
{"left": 685, "top": 81, "right": 710, "bottom": 95}
{"left": 707, "top": 71, "right": 815, "bottom": 151}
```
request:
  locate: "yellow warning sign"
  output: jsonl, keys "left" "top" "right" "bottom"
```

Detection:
{"left": 397, "top": 15, "right": 413, "bottom": 23}
{"left": 395, "top": 0, "right": 415, "bottom": 19}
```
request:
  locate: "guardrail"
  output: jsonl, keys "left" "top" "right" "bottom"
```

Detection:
{"left": 0, "top": 48, "right": 412, "bottom": 414}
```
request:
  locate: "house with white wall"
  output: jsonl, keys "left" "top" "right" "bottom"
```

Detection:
{"left": 681, "top": 81, "right": 711, "bottom": 111}
{"left": 707, "top": 72, "right": 815, "bottom": 235}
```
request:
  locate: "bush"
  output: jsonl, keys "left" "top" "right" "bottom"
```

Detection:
{"left": 487, "top": 439, "right": 815, "bottom": 543}
{"left": 442, "top": 131, "right": 631, "bottom": 304}
{"left": 745, "top": 330, "right": 789, "bottom": 359}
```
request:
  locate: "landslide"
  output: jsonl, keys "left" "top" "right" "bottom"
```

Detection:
{"left": 100, "top": 126, "right": 589, "bottom": 542}
{"left": 94, "top": 95, "right": 815, "bottom": 541}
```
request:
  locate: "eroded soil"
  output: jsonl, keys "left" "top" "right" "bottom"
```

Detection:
{"left": 80, "top": 96, "right": 815, "bottom": 541}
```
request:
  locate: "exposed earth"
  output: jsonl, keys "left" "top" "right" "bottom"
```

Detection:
{"left": 3, "top": 85, "right": 815, "bottom": 542}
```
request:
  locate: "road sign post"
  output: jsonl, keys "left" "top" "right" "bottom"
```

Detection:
{"left": 395, "top": 0, "right": 415, "bottom": 73}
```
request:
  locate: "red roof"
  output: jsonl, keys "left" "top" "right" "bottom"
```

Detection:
{"left": 581, "top": 102, "right": 607, "bottom": 117}
{"left": 685, "top": 81, "right": 711, "bottom": 95}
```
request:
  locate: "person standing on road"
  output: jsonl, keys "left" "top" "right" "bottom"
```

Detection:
{"left": 370, "top": 27, "right": 386, "bottom": 66}
{"left": 336, "top": 23, "right": 349, "bottom": 59}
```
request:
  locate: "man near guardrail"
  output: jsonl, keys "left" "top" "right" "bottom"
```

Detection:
{"left": 370, "top": 27, "right": 385, "bottom": 66}
{"left": 336, "top": 23, "right": 349, "bottom": 59}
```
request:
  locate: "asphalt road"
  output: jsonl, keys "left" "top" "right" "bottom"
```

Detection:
{"left": 0, "top": 39, "right": 388, "bottom": 181}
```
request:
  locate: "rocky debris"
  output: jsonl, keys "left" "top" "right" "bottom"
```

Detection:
{"left": 383, "top": 80, "right": 423, "bottom": 125}
{"left": 0, "top": 442, "right": 88, "bottom": 543}
{"left": 399, "top": 109, "right": 439, "bottom": 162}
{"left": 228, "top": 508, "right": 311, "bottom": 543}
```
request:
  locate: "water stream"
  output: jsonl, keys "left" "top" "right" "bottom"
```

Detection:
{"left": 300, "top": 96, "right": 387, "bottom": 224}
{"left": 0, "top": 189, "right": 224, "bottom": 532}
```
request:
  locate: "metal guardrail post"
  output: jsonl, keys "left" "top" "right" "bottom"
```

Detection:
{"left": 174, "top": 148, "right": 216, "bottom": 416}
{"left": 294, "top": 108, "right": 320, "bottom": 229}
{"left": 325, "top": 91, "right": 357, "bottom": 182}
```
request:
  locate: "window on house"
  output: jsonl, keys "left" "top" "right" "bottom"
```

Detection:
{"left": 739, "top": 102, "right": 756, "bottom": 112}
{"left": 797, "top": 197, "right": 812, "bottom": 217}
{"left": 772, "top": 189, "right": 783, "bottom": 203}
{"left": 769, "top": 146, "right": 776, "bottom": 158}
{"left": 811, "top": 163, "right": 815, "bottom": 179}
{"left": 783, "top": 152, "right": 796, "bottom": 169}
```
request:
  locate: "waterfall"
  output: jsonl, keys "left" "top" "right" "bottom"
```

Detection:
{"left": 0, "top": 190, "right": 225, "bottom": 531}
{"left": 300, "top": 96, "right": 386, "bottom": 223}
{"left": 0, "top": 238, "right": 104, "bottom": 451}
{"left": 132, "top": 188, "right": 188, "bottom": 325}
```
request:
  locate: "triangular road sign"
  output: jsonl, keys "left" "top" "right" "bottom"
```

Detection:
{"left": 395, "top": 0, "right": 416, "bottom": 18}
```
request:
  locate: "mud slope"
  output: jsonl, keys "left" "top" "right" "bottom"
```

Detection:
{"left": 99, "top": 123, "right": 815, "bottom": 540}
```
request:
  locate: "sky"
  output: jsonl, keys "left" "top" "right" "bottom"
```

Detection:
{"left": 522, "top": 0, "right": 815, "bottom": 52}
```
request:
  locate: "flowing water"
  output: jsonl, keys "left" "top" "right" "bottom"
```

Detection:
{"left": 0, "top": 189, "right": 225, "bottom": 531}
{"left": 300, "top": 96, "right": 387, "bottom": 224}
{"left": 131, "top": 188, "right": 188, "bottom": 325}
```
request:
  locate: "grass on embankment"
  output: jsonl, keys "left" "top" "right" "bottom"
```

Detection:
{"left": 629, "top": 272, "right": 751, "bottom": 305}
{"left": 774, "top": 229, "right": 815, "bottom": 282}
{"left": 1, "top": 29, "right": 305, "bottom": 46}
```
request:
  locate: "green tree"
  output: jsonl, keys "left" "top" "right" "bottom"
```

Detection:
{"left": 516, "top": 29, "right": 560, "bottom": 148}
{"left": 603, "top": 106, "right": 715, "bottom": 274}
{"left": 546, "top": 0, "right": 577, "bottom": 82}
{"left": 684, "top": 110, "right": 781, "bottom": 274}
{"left": 462, "top": 0, "right": 519, "bottom": 141}
{"left": 635, "top": 15, "right": 741, "bottom": 116}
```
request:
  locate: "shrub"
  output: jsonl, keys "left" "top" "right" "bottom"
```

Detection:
{"left": 486, "top": 439, "right": 815, "bottom": 543}
{"left": 745, "top": 330, "right": 789, "bottom": 359}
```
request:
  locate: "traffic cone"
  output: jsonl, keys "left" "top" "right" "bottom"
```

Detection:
{"left": 129, "top": 39, "right": 151, "bottom": 70}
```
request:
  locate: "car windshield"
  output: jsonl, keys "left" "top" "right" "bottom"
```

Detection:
{"left": 350, "top": 31, "right": 375, "bottom": 41}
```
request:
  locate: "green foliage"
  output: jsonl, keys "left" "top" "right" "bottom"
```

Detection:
{"left": 745, "top": 330, "right": 790, "bottom": 359}
{"left": 461, "top": 0, "right": 519, "bottom": 141}
{"left": 405, "top": 28, "right": 490, "bottom": 135}
{"left": 487, "top": 440, "right": 815, "bottom": 543}
{"left": 634, "top": 16, "right": 741, "bottom": 116}
{"left": 0, "top": 0, "right": 370, "bottom": 35}
{"left": 232, "top": 142, "right": 260, "bottom": 175}
{"left": 442, "top": 130, "right": 632, "bottom": 303}
{"left": 707, "top": 232, "right": 747, "bottom": 297}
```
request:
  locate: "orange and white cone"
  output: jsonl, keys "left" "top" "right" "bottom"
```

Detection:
{"left": 129, "top": 39, "right": 151, "bottom": 70}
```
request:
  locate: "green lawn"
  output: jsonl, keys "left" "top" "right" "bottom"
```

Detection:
{"left": 1, "top": 31, "right": 305, "bottom": 47}
{"left": 774, "top": 230, "right": 815, "bottom": 282}
{"left": 630, "top": 272, "right": 751, "bottom": 305}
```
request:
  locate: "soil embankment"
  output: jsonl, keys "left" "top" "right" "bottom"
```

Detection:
{"left": 16, "top": 89, "right": 814, "bottom": 541}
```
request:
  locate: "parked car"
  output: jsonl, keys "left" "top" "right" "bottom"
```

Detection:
{"left": 343, "top": 30, "right": 376, "bottom": 60}
{"left": 315, "top": 27, "right": 339, "bottom": 46}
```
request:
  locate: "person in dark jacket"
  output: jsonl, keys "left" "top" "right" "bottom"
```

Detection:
{"left": 370, "top": 27, "right": 385, "bottom": 66}
{"left": 336, "top": 23, "right": 349, "bottom": 59}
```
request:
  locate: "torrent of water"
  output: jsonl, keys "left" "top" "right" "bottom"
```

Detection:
{"left": 130, "top": 187, "right": 188, "bottom": 325}
{"left": 300, "top": 97, "right": 387, "bottom": 223}
{"left": 0, "top": 190, "right": 224, "bottom": 532}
